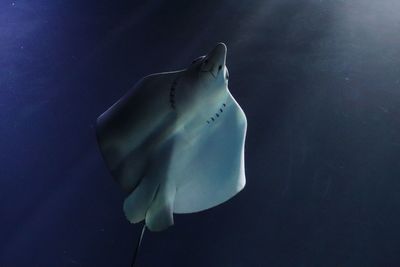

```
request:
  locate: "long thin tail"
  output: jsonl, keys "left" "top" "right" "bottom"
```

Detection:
{"left": 131, "top": 224, "right": 146, "bottom": 267}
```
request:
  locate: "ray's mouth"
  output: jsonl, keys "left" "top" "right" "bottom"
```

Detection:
{"left": 199, "top": 43, "right": 227, "bottom": 79}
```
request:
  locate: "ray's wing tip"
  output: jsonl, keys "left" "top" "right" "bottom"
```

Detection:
{"left": 238, "top": 175, "right": 246, "bottom": 191}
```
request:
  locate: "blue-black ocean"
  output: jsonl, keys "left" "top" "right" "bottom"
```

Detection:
{"left": 1, "top": 0, "right": 400, "bottom": 266}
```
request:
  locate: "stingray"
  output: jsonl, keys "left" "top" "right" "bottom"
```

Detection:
{"left": 96, "top": 43, "right": 247, "bottom": 233}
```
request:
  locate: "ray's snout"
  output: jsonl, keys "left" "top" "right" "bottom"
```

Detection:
{"left": 208, "top": 43, "right": 227, "bottom": 63}
{"left": 201, "top": 42, "right": 227, "bottom": 77}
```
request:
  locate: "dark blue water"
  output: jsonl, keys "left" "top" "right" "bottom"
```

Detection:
{"left": 1, "top": 0, "right": 400, "bottom": 266}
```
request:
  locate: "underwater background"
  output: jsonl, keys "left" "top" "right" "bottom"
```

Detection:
{"left": 1, "top": 0, "right": 400, "bottom": 266}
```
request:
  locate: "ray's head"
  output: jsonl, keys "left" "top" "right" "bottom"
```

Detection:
{"left": 175, "top": 43, "right": 231, "bottom": 125}
{"left": 177, "top": 43, "right": 231, "bottom": 121}
{"left": 189, "top": 42, "right": 230, "bottom": 86}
